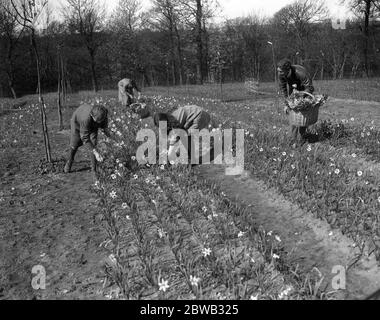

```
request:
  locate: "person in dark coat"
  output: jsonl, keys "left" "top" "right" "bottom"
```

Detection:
{"left": 118, "top": 78, "right": 141, "bottom": 107}
{"left": 277, "top": 58, "right": 315, "bottom": 145}
{"left": 64, "top": 103, "right": 110, "bottom": 174}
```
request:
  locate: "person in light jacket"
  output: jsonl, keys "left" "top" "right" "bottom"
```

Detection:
{"left": 118, "top": 78, "right": 141, "bottom": 107}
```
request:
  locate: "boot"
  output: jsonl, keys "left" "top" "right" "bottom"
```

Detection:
{"left": 64, "top": 148, "right": 77, "bottom": 173}
{"left": 90, "top": 152, "right": 97, "bottom": 173}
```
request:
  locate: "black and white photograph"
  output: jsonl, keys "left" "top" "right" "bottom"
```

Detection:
{"left": 0, "top": 0, "right": 380, "bottom": 303}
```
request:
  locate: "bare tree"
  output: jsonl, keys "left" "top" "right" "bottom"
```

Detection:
{"left": 0, "top": 0, "right": 25, "bottom": 98}
{"left": 107, "top": 0, "right": 145, "bottom": 81}
{"left": 178, "top": 0, "right": 219, "bottom": 84}
{"left": 112, "top": 0, "right": 143, "bottom": 32}
{"left": 8, "top": 0, "right": 52, "bottom": 162}
{"left": 273, "top": 0, "right": 328, "bottom": 64}
{"left": 63, "top": 0, "right": 106, "bottom": 92}
{"left": 344, "top": 0, "right": 380, "bottom": 76}
{"left": 151, "top": 0, "right": 185, "bottom": 85}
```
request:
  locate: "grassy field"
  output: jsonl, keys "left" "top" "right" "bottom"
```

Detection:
{"left": 1, "top": 79, "right": 380, "bottom": 300}
{"left": 143, "top": 78, "right": 380, "bottom": 103}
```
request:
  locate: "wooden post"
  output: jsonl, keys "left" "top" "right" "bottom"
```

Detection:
{"left": 61, "top": 55, "right": 67, "bottom": 102}
{"left": 31, "top": 29, "right": 51, "bottom": 163}
{"left": 57, "top": 46, "right": 63, "bottom": 131}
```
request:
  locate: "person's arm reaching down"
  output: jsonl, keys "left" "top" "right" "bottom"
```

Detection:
{"left": 132, "top": 80, "right": 141, "bottom": 99}
{"left": 279, "top": 75, "right": 289, "bottom": 99}
{"left": 80, "top": 119, "right": 104, "bottom": 162}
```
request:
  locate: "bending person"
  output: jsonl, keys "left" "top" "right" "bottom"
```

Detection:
{"left": 142, "top": 105, "right": 211, "bottom": 164}
{"left": 118, "top": 78, "right": 141, "bottom": 107}
{"left": 64, "top": 103, "right": 110, "bottom": 174}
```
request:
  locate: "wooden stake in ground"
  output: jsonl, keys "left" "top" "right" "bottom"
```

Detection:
{"left": 10, "top": 0, "right": 52, "bottom": 163}
{"left": 57, "top": 45, "right": 64, "bottom": 131}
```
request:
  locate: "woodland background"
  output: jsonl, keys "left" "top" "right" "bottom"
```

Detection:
{"left": 1, "top": 0, "right": 380, "bottom": 98}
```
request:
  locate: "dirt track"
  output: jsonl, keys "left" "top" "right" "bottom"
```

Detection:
{"left": 0, "top": 123, "right": 108, "bottom": 299}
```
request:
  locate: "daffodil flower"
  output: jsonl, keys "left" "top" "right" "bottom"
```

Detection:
{"left": 158, "top": 278, "right": 169, "bottom": 292}
{"left": 202, "top": 247, "right": 211, "bottom": 257}
{"left": 190, "top": 275, "right": 201, "bottom": 287}
{"left": 238, "top": 231, "right": 245, "bottom": 238}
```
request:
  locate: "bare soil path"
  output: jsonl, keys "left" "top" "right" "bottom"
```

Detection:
{"left": 0, "top": 121, "right": 108, "bottom": 300}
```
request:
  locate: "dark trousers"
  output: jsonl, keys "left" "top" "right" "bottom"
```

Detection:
{"left": 291, "top": 126, "right": 307, "bottom": 144}
{"left": 68, "top": 125, "right": 98, "bottom": 172}
{"left": 66, "top": 145, "right": 97, "bottom": 172}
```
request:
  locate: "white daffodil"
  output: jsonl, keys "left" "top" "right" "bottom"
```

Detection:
{"left": 158, "top": 229, "right": 165, "bottom": 239}
{"left": 108, "top": 254, "right": 117, "bottom": 265}
{"left": 278, "top": 285, "right": 293, "bottom": 299}
{"left": 158, "top": 278, "right": 169, "bottom": 292}
{"left": 238, "top": 231, "right": 245, "bottom": 238}
{"left": 202, "top": 247, "right": 211, "bottom": 257}
{"left": 190, "top": 275, "right": 201, "bottom": 287}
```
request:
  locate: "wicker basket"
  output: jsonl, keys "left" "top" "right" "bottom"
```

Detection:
{"left": 288, "top": 106, "right": 319, "bottom": 126}
{"left": 287, "top": 91, "right": 320, "bottom": 126}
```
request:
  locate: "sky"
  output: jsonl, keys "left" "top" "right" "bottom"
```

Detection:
{"left": 216, "top": 0, "right": 350, "bottom": 20}
{"left": 50, "top": 0, "right": 352, "bottom": 21}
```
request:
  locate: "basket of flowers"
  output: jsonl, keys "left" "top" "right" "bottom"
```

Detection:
{"left": 286, "top": 89, "right": 328, "bottom": 127}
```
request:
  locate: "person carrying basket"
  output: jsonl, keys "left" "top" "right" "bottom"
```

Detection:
{"left": 277, "top": 58, "right": 315, "bottom": 146}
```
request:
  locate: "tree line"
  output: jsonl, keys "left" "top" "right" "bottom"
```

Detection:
{"left": 1, "top": 0, "right": 380, "bottom": 98}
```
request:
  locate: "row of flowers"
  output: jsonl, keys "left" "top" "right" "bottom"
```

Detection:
{"left": 90, "top": 96, "right": 327, "bottom": 300}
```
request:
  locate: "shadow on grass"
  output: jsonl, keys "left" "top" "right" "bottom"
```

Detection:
{"left": 73, "top": 167, "right": 92, "bottom": 173}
